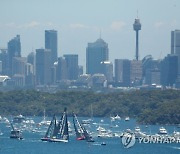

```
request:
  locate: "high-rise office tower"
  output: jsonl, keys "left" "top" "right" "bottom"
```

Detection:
{"left": 171, "top": 30, "right": 180, "bottom": 55}
{"left": 142, "top": 55, "right": 161, "bottom": 85}
{"left": 45, "top": 30, "right": 58, "bottom": 65}
{"left": 161, "top": 54, "right": 178, "bottom": 86}
{"left": 27, "top": 52, "right": 35, "bottom": 66}
{"left": 133, "top": 18, "right": 141, "bottom": 61}
{"left": 130, "top": 60, "right": 142, "bottom": 85}
{"left": 171, "top": 30, "right": 180, "bottom": 79}
{"left": 56, "top": 57, "right": 68, "bottom": 81}
{"left": 115, "top": 59, "right": 131, "bottom": 86}
{"left": 36, "top": 48, "right": 51, "bottom": 85}
{"left": 12, "top": 57, "right": 26, "bottom": 76}
{"left": 63, "top": 54, "right": 78, "bottom": 80}
{"left": 0, "top": 49, "right": 9, "bottom": 75}
{"left": 86, "top": 38, "right": 109, "bottom": 75}
{"left": 100, "top": 61, "right": 113, "bottom": 82}
{"left": 8, "top": 35, "right": 21, "bottom": 76}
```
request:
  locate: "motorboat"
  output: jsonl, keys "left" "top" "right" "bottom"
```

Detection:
{"left": 81, "top": 119, "right": 91, "bottom": 125}
{"left": 158, "top": 127, "right": 167, "bottom": 135}
{"left": 114, "top": 115, "right": 121, "bottom": 120}
{"left": 13, "top": 115, "right": 26, "bottom": 123}
{"left": 135, "top": 126, "right": 141, "bottom": 132}
{"left": 110, "top": 115, "right": 121, "bottom": 121}
{"left": 97, "top": 126, "right": 113, "bottom": 138}
{"left": 125, "top": 117, "right": 130, "bottom": 121}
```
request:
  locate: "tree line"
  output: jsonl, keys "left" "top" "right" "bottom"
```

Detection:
{"left": 0, "top": 89, "right": 179, "bottom": 124}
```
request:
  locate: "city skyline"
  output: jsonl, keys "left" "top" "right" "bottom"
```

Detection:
{"left": 0, "top": 0, "right": 180, "bottom": 68}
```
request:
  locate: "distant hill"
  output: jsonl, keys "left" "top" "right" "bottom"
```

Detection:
{"left": 0, "top": 89, "right": 179, "bottom": 125}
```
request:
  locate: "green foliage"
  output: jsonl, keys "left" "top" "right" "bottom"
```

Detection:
{"left": 0, "top": 89, "right": 179, "bottom": 124}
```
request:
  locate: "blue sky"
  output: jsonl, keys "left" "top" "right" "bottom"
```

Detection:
{"left": 0, "top": 0, "right": 180, "bottom": 68}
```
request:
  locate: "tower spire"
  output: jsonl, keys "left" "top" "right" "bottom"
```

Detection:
{"left": 133, "top": 16, "right": 141, "bottom": 61}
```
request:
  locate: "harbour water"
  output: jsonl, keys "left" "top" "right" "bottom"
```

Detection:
{"left": 0, "top": 117, "right": 180, "bottom": 154}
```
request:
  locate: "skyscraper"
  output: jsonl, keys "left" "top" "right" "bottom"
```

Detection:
{"left": 161, "top": 54, "right": 178, "bottom": 86}
{"left": 8, "top": 35, "right": 21, "bottom": 76}
{"left": 36, "top": 49, "right": 51, "bottom": 85}
{"left": 56, "top": 57, "right": 68, "bottom": 81}
{"left": 63, "top": 54, "right": 78, "bottom": 80}
{"left": 133, "top": 18, "right": 141, "bottom": 61}
{"left": 130, "top": 60, "right": 142, "bottom": 85}
{"left": 0, "top": 49, "right": 9, "bottom": 75}
{"left": 45, "top": 30, "right": 58, "bottom": 65}
{"left": 171, "top": 30, "right": 180, "bottom": 78}
{"left": 12, "top": 57, "right": 26, "bottom": 76}
{"left": 171, "top": 30, "right": 180, "bottom": 55}
{"left": 100, "top": 61, "right": 113, "bottom": 82}
{"left": 115, "top": 59, "right": 131, "bottom": 86}
{"left": 86, "top": 38, "right": 109, "bottom": 75}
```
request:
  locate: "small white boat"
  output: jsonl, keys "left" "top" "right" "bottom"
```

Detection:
{"left": 82, "top": 119, "right": 91, "bottom": 125}
{"left": 158, "top": 127, "right": 167, "bottom": 135}
{"left": 125, "top": 117, "right": 130, "bottom": 121}
{"left": 13, "top": 115, "right": 26, "bottom": 123}
{"left": 135, "top": 126, "right": 141, "bottom": 132}
{"left": 97, "top": 126, "right": 112, "bottom": 138}
{"left": 173, "top": 131, "right": 180, "bottom": 138}
{"left": 114, "top": 115, "right": 121, "bottom": 120}
{"left": 110, "top": 115, "right": 121, "bottom": 121}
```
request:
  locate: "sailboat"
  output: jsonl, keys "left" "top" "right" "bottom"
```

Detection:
{"left": 10, "top": 123, "right": 23, "bottom": 140}
{"left": 82, "top": 125, "right": 94, "bottom": 142}
{"left": 49, "top": 108, "right": 69, "bottom": 143}
{"left": 73, "top": 113, "right": 94, "bottom": 142}
{"left": 41, "top": 114, "right": 57, "bottom": 141}
{"left": 39, "top": 109, "right": 51, "bottom": 126}
{"left": 73, "top": 114, "right": 85, "bottom": 140}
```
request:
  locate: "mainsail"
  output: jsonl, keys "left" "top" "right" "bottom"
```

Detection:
{"left": 73, "top": 114, "right": 85, "bottom": 140}
{"left": 73, "top": 113, "right": 94, "bottom": 142}
{"left": 41, "top": 114, "right": 56, "bottom": 141}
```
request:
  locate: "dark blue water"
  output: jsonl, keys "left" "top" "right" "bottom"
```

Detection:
{"left": 0, "top": 117, "right": 180, "bottom": 154}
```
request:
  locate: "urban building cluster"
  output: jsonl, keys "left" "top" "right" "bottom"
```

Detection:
{"left": 0, "top": 19, "right": 180, "bottom": 91}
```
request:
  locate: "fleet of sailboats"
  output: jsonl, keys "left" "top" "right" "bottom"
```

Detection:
{"left": 50, "top": 108, "right": 69, "bottom": 143}
{"left": 0, "top": 110, "right": 178, "bottom": 145}
{"left": 41, "top": 108, "right": 69, "bottom": 143}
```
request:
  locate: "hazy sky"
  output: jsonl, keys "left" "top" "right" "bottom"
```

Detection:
{"left": 0, "top": 0, "right": 180, "bottom": 68}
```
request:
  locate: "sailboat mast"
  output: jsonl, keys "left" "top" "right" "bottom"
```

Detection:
{"left": 90, "top": 104, "right": 93, "bottom": 119}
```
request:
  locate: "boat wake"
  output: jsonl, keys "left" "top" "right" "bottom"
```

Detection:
{"left": 171, "top": 146, "right": 180, "bottom": 150}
